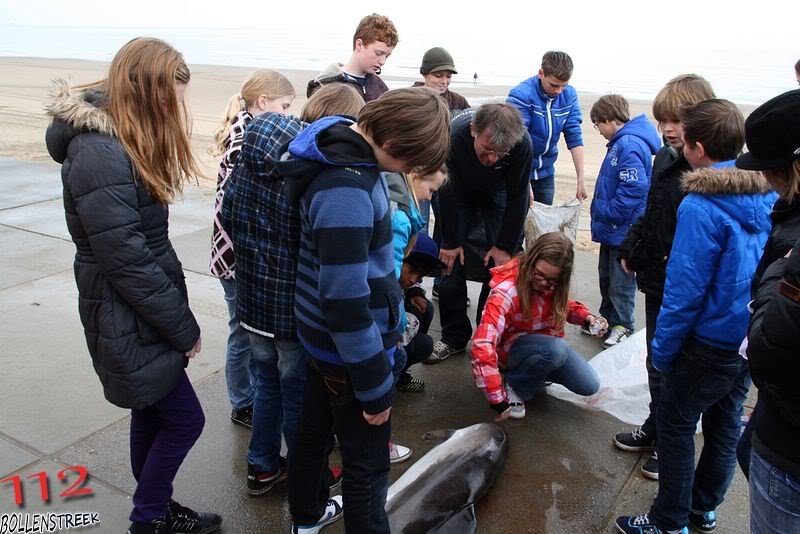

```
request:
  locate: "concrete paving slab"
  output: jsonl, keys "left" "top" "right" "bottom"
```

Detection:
{"left": 0, "top": 158, "right": 62, "bottom": 210}
{"left": 168, "top": 185, "right": 216, "bottom": 239}
{"left": 0, "top": 198, "right": 70, "bottom": 241}
{"left": 0, "top": 437, "right": 39, "bottom": 478}
{"left": 0, "top": 225, "right": 73, "bottom": 290}
{"left": 172, "top": 227, "right": 214, "bottom": 277}
{"left": 0, "top": 271, "right": 127, "bottom": 454}
{"left": 0, "top": 269, "right": 227, "bottom": 456}
{"left": 0, "top": 459, "right": 132, "bottom": 530}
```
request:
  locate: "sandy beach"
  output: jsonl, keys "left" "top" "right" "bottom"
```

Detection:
{"left": 0, "top": 56, "right": 754, "bottom": 251}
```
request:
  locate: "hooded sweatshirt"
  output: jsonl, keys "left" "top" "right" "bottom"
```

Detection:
{"left": 652, "top": 163, "right": 777, "bottom": 372}
{"left": 590, "top": 114, "right": 661, "bottom": 246}
{"left": 470, "top": 259, "right": 591, "bottom": 409}
{"left": 281, "top": 117, "right": 402, "bottom": 414}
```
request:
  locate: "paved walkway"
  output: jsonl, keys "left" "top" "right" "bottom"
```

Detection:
{"left": 0, "top": 158, "right": 750, "bottom": 532}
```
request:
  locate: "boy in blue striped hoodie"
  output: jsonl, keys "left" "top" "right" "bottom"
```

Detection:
{"left": 280, "top": 87, "right": 450, "bottom": 534}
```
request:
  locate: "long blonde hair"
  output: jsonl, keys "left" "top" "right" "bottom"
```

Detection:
{"left": 212, "top": 69, "right": 295, "bottom": 155}
{"left": 516, "top": 232, "right": 574, "bottom": 330}
{"left": 84, "top": 37, "right": 200, "bottom": 204}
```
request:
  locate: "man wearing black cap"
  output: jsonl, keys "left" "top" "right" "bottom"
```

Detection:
{"left": 413, "top": 47, "right": 469, "bottom": 113}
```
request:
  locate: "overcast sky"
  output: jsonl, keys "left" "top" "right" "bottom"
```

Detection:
{"left": 1, "top": 0, "right": 794, "bottom": 54}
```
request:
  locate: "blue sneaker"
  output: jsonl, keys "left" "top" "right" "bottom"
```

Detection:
{"left": 688, "top": 511, "right": 716, "bottom": 533}
{"left": 616, "top": 514, "right": 688, "bottom": 534}
{"left": 291, "top": 496, "right": 343, "bottom": 534}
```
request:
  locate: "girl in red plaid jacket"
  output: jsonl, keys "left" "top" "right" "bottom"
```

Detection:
{"left": 470, "top": 232, "right": 609, "bottom": 421}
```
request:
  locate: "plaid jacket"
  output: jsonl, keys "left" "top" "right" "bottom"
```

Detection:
{"left": 471, "top": 259, "right": 591, "bottom": 406}
{"left": 210, "top": 110, "right": 252, "bottom": 278}
{"left": 220, "top": 113, "right": 307, "bottom": 339}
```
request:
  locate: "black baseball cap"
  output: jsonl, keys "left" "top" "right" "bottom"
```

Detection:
{"left": 736, "top": 89, "right": 800, "bottom": 171}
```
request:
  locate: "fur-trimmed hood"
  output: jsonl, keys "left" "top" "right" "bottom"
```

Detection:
{"left": 45, "top": 79, "right": 114, "bottom": 164}
{"left": 681, "top": 164, "right": 772, "bottom": 196}
{"left": 681, "top": 163, "right": 777, "bottom": 234}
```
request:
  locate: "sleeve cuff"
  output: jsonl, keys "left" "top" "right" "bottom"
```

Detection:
{"left": 491, "top": 401, "right": 509, "bottom": 414}
{"left": 361, "top": 387, "right": 397, "bottom": 415}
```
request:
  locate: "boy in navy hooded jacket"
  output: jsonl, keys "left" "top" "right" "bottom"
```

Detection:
{"left": 589, "top": 95, "right": 661, "bottom": 347}
{"left": 280, "top": 87, "right": 450, "bottom": 534}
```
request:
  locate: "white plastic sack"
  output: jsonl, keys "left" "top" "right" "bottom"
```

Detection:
{"left": 546, "top": 329, "right": 650, "bottom": 425}
{"left": 524, "top": 198, "right": 581, "bottom": 244}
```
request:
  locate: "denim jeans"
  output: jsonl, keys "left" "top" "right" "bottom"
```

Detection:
{"left": 750, "top": 449, "right": 800, "bottom": 533}
{"left": 598, "top": 244, "right": 636, "bottom": 330}
{"left": 531, "top": 175, "right": 555, "bottom": 206}
{"left": 247, "top": 333, "right": 309, "bottom": 473}
{"left": 737, "top": 401, "right": 759, "bottom": 480}
{"left": 504, "top": 334, "right": 600, "bottom": 400}
{"left": 650, "top": 339, "right": 751, "bottom": 531}
{"left": 288, "top": 359, "right": 391, "bottom": 533}
{"left": 130, "top": 372, "right": 205, "bottom": 522}
{"left": 640, "top": 294, "right": 664, "bottom": 440}
{"left": 220, "top": 277, "right": 255, "bottom": 411}
{"left": 418, "top": 199, "right": 431, "bottom": 236}
{"left": 404, "top": 297, "right": 434, "bottom": 370}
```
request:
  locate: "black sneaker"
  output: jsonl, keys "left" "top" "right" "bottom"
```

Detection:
{"left": 688, "top": 510, "right": 716, "bottom": 533}
{"left": 641, "top": 452, "right": 659, "bottom": 481}
{"left": 423, "top": 340, "right": 465, "bottom": 364}
{"left": 128, "top": 519, "right": 173, "bottom": 534}
{"left": 247, "top": 459, "right": 288, "bottom": 495}
{"left": 231, "top": 406, "right": 253, "bottom": 429}
{"left": 613, "top": 426, "right": 655, "bottom": 452}
{"left": 166, "top": 500, "right": 221, "bottom": 534}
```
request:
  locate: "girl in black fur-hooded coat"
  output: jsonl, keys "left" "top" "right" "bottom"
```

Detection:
{"left": 45, "top": 38, "right": 221, "bottom": 534}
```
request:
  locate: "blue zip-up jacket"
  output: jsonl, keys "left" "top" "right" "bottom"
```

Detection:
{"left": 507, "top": 76, "right": 583, "bottom": 181}
{"left": 590, "top": 115, "right": 661, "bottom": 246}
{"left": 652, "top": 163, "right": 776, "bottom": 372}
{"left": 282, "top": 117, "right": 402, "bottom": 414}
{"left": 220, "top": 112, "right": 307, "bottom": 340}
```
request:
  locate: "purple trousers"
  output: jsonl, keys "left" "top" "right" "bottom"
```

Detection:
{"left": 129, "top": 371, "right": 205, "bottom": 522}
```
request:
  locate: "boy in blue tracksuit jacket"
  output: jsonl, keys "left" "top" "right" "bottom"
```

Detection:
{"left": 589, "top": 95, "right": 661, "bottom": 347}
{"left": 278, "top": 88, "right": 450, "bottom": 534}
{"left": 617, "top": 99, "right": 777, "bottom": 534}
{"left": 506, "top": 50, "right": 586, "bottom": 205}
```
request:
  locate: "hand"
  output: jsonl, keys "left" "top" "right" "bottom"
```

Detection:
{"left": 576, "top": 180, "right": 588, "bottom": 202}
{"left": 494, "top": 407, "right": 512, "bottom": 422}
{"left": 186, "top": 336, "right": 202, "bottom": 358}
{"left": 363, "top": 407, "right": 391, "bottom": 426}
{"left": 586, "top": 315, "right": 609, "bottom": 337}
{"left": 484, "top": 246, "right": 512, "bottom": 268}
{"left": 439, "top": 247, "right": 464, "bottom": 275}
{"left": 409, "top": 296, "right": 427, "bottom": 313}
{"left": 620, "top": 257, "right": 632, "bottom": 275}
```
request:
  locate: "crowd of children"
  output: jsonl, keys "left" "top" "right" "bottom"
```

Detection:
{"left": 45, "top": 10, "right": 800, "bottom": 534}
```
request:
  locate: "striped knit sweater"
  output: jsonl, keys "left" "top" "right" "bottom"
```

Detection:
{"left": 286, "top": 119, "right": 402, "bottom": 414}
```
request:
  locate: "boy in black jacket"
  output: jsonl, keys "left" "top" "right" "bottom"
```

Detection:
{"left": 613, "top": 74, "right": 715, "bottom": 481}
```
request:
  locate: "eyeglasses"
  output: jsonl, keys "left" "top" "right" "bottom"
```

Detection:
{"left": 533, "top": 268, "right": 560, "bottom": 288}
{"left": 478, "top": 143, "right": 511, "bottom": 159}
{"left": 592, "top": 123, "right": 600, "bottom": 130}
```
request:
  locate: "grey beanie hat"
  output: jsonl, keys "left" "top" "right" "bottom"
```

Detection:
{"left": 420, "top": 47, "right": 457, "bottom": 75}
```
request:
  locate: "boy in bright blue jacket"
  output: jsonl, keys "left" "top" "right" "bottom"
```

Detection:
{"left": 507, "top": 51, "right": 586, "bottom": 204}
{"left": 617, "top": 99, "right": 777, "bottom": 534}
{"left": 589, "top": 95, "right": 661, "bottom": 348}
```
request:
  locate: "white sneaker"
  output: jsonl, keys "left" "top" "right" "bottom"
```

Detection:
{"left": 292, "top": 495, "right": 343, "bottom": 533}
{"left": 505, "top": 384, "right": 526, "bottom": 419}
{"left": 389, "top": 441, "right": 412, "bottom": 464}
{"left": 603, "top": 325, "right": 630, "bottom": 348}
